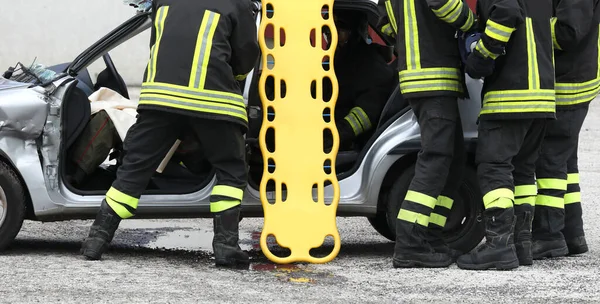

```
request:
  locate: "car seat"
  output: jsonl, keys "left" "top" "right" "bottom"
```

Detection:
{"left": 63, "top": 82, "right": 92, "bottom": 150}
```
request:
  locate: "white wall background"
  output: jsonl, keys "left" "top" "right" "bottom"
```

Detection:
{"left": 0, "top": 0, "right": 151, "bottom": 86}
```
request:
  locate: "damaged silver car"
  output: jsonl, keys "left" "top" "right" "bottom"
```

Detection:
{"left": 0, "top": 0, "right": 486, "bottom": 255}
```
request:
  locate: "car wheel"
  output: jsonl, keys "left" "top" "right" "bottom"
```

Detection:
{"left": 383, "top": 163, "right": 484, "bottom": 254}
{"left": 0, "top": 161, "right": 26, "bottom": 251}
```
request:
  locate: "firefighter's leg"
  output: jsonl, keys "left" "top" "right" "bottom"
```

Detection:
{"left": 427, "top": 110, "right": 466, "bottom": 260}
{"left": 512, "top": 119, "right": 547, "bottom": 265}
{"left": 191, "top": 119, "right": 249, "bottom": 269}
{"left": 457, "top": 119, "right": 536, "bottom": 270}
{"left": 531, "top": 109, "right": 578, "bottom": 260}
{"left": 81, "top": 110, "right": 183, "bottom": 260}
{"left": 563, "top": 104, "right": 590, "bottom": 255}
{"left": 393, "top": 96, "right": 460, "bottom": 268}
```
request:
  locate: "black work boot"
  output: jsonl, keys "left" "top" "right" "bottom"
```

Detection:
{"left": 563, "top": 203, "right": 588, "bottom": 255}
{"left": 532, "top": 206, "right": 568, "bottom": 260}
{"left": 514, "top": 204, "right": 534, "bottom": 266}
{"left": 212, "top": 206, "right": 250, "bottom": 269}
{"left": 393, "top": 220, "right": 453, "bottom": 268}
{"left": 81, "top": 199, "right": 122, "bottom": 260}
{"left": 426, "top": 225, "right": 463, "bottom": 261}
{"left": 456, "top": 208, "right": 519, "bottom": 270}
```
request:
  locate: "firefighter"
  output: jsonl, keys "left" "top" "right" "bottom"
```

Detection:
{"left": 80, "top": 0, "right": 259, "bottom": 269}
{"left": 532, "top": 0, "right": 599, "bottom": 259}
{"left": 385, "top": 0, "right": 476, "bottom": 268}
{"left": 456, "top": 0, "right": 555, "bottom": 270}
{"left": 322, "top": 9, "right": 397, "bottom": 151}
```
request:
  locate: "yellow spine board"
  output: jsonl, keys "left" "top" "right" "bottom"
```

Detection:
{"left": 257, "top": 0, "right": 341, "bottom": 264}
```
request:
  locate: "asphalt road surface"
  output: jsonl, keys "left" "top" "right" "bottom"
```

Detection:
{"left": 1, "top": 96, "right": 600, "bottom": 303}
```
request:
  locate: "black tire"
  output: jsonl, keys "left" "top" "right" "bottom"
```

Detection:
{"left": 0, "top": 161, "right": 26, "bottom": 252}
{"left": 375, "top": 162, "right": 484, "bottom": 253}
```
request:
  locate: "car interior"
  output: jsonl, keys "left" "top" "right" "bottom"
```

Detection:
{"left": 56, "top": 6, "right": 410, "bottom": 196}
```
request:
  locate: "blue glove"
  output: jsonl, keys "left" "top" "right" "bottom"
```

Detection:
{"left": 458, "top": 32, "right": 481, "bottom": 65}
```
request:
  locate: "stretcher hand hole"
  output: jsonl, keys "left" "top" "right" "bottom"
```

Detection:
{"left": 266, "top": 3, "right": 274, "bottom": 18}
{"left": 267, "top": 106, "right": 275, "bottom": 122}
{"left": 309, "top": 235, "right": 335, "bottom": 258}
{"left": 265, "top": 127, "right": 275, "bottom": 152}
{"left": 323, "top": 159, "right": 332, "bottom": 175}
{"left": 323, "top": 128, "right": 333, "bottom": 154}
{"left": 322, "top": 56, "right": 330, "bottom": 71}
{"left": 265, "top": 234, "right": 292, "bottom": 258}
{"left": 311, "top": 183, "right": 319, "bottom": 203}
{"left": 267, "top": 158, "right": 275, "bottom": 173}
{"left": 266, "top": 54, "right": 275, "bottom": 70}
{"left": 322, "top": 108, "right": 331, "bottom": 123}
{"left": 280, "top": 79, "right": 286, "bottom": 98}
{"left": 321, "top": 25, "right": 331, "bottom": 50}
{"left": 264, "top": 24, "right": 274, "bottom": 49}
{"left": 265, "top": 75, "right": 275, "bottom": 101}
{"left": 279, "top": 28, "right": 285, "bottom": 47}
{"left": 321, "top": 5, "right": 330, "bottom": 19}
{"left": 322, "top": 77, "right": 332, "bottom": 102}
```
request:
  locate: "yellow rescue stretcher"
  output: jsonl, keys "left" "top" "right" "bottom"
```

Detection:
{"left": 257, "top": 0, "right": 342, "bottom": 264}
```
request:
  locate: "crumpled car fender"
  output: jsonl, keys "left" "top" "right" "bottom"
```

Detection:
{"left": 0, "top": 87, "right": 49, "bottom": 139}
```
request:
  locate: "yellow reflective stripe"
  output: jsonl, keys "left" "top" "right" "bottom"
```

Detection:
{"left": 397, "top": 209, "right": 430, "bottom": 226}
{"left": 399, "top": 67, "right": 461, "bottom": 81}
{"left": 344, "top": 115, "right": 362, "bottom": 135}
{"left": 350, "top": 107, "right": 372, "bottom": 131}
{"left": 139, "top": 100, "right": 247, "bottom": 121}
{"left": 404, "top": 0, "right": 421, "bottom": 69}
{"left": 106, "top": 187, "right": 139, "bottom": 209}
{"left": 405, "top": 190, "right": 438, "bottom": 209}
{"left": 485, "top": 19, "right": 516, "bottom": 43}
{"left": 106, "top": 197, "right": 135, "bottom": 219}
{"left": 385, "top": 0, "right": 398, "bottom": 34}
{"left": 437, "top": 195, "right": 454, "bottom": 209}
{"left": 433, "top": 0, "right": 462, "bottom": 24}
{"left": 189, "top": 11, "right": 220, "bottom": 89}
{"left": 382, "top": 23, "right": 394, "bottom": 36}
{"left": 481, "top": 101, "right": 555, "bottom": 114}
{"left": 526, "top": 18, "right": 540, "bottom": 90}
{"left": 429, "top": 213, "right": 447, "bottom": 227}
{"left": 475, "top": 41, "right": 499, "bottom": 59}
{"left": 147, "top": 6, "right": 169, "bottom": 83}
{"left": 486, "top": 197, "right": 513, "bottom": 209}
{"left": 556, "top": 82, "right": 600, "bottom": 106}
{"left": 460, "top": 9, "right": 475, "bottom": 32}
{"left": 535, "top": 195, "right": 564, "bottom": 208}
{"left": 550, "top": 17, "right": 561, "bottom": 50}
{"left": 567, "top": 173, "right": 580, "bottom": 184}
{"left": 484, "top": 89, "right": 555, "bottom": 102}
{"left": 211, "top": 185, "right": 244, "bottom": 201}
{"left": 564, "top": 192, "right": 581, "bottom": 205}
{"left": 536, "top": 178, "right": 567, "bottom": 191}
{"left": 515, "top": 196, "right": 535, "bottom": 206}
{"left": 515, "top": 185, "right": 537, "bottom": 197}
{"left": 210, "top": 200, "right": 241, "bottom": 213}
{"left": 483, "top": 188, "right": 514, "bottom": 207}
{"left": 400, "top": 79, "right": 463, "bottom": 94}
{"left": 556, "top": 78, "right": 600, "bottom": 93}
{"left": 235, "top": 73, "right": 249, "bottom": 81}
{"left": 142, "top": 81, "right": 245, "bottom": 101}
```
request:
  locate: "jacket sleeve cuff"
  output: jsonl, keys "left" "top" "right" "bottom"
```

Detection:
{"left": 474, "top": 39, "right": 502, "bottom": 60}
{"left": 484, "top": 19, "right": 516, "bottom": 44}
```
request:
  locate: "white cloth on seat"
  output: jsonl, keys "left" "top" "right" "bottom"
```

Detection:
{"left": 87, "top": 87, "right": 138, "bottom": 141}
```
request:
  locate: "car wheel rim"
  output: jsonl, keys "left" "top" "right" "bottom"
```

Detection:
{"left": 0, "top": 186, "right": 7, "bottom": 227}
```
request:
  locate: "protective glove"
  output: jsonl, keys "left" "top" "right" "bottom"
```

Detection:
{"left": 465, "top": 50, "right": 495, "bottom": 79}
{"left": 458, "top": 32, "right": 481, "bottom": 64}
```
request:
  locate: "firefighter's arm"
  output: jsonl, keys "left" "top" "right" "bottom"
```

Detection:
{"left": 230, "top": 0, "right": 260, "bottom": 80}
{"left": 552, "top": 0, "right": 595, "bottom": 51}
{"left": 342, "top": 66, "right": 394, "bottom": 137}
{"left": 473, "top": 0, "right": 524, "bottom": 60}
{"left": 382, "top": 0, "right": 398, "bottom": 36}
{"left": 426, "top": 0, "right": 477, "bottom": 33}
